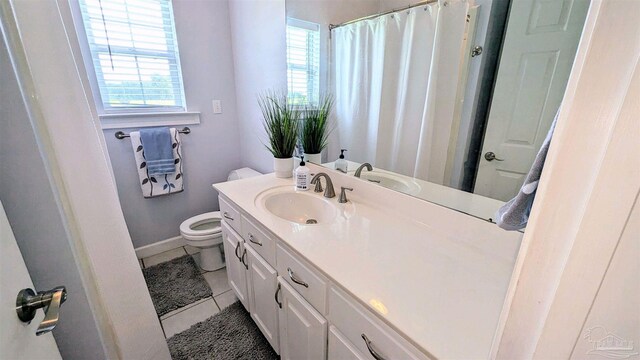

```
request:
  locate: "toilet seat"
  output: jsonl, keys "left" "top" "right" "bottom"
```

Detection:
{"left": 180, "top": 212, "right": 222, "bottom": 241}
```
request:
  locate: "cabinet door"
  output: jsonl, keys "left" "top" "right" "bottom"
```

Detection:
{"left": 247, "top": 246, "right": 279, "bottom": 354}
{"left": 222, "top": 223, "right": 250, "bottom": 311}
{"left": 328, "top": 325, "right": 366, "bottom": 360}
{"left": 277, "top": 277, "right": 327, "bottom": 360}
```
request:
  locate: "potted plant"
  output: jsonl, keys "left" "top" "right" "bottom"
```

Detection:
{"left": 259, "top": 91, "right": 300, "bottom": 178}
{"left": 301, "top": 95, "right": 334, "bottom": 164}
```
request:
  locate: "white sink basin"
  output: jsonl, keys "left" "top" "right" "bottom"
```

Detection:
{"left": 256, "top": 187, "right": 337, "bottom": 225}
{"left": 356, "top": 171, "right": 421, "bottom": 196}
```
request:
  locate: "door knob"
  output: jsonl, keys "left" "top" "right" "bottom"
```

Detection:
{"left": 484, "top": 152, "right": 504, "bottom": 162}
{"left": 16, "top": 286, "right": 67, "bottom": 335}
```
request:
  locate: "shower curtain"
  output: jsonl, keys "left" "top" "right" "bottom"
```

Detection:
{"left": 331, "top": 0, "right": 468, "bottom": 184}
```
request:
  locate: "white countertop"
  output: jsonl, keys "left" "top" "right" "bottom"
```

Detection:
{"left": 213, "top": 172, "right": 522, "bottom": 359}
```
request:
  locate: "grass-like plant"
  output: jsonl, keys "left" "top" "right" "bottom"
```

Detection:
{"left": 301, "top": 94, "right": 335, "bottom": 154}
{"left": 258, "top": 91, "right": 300, "bottom": 159}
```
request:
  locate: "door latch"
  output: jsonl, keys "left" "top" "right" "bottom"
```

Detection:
{"left": 16, "top": 286, "right": 67, "bottom": 335}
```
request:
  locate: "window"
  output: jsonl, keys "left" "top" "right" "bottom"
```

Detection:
{"left": 286, "top": 18, "right": 320, "bottom": 106}
{"left": 79, "top": 0, "right": 185, "bottom": 112}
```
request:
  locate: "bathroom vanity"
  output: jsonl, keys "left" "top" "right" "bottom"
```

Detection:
{"left": 213, "top": 164, "right": 522, "bottom": 360}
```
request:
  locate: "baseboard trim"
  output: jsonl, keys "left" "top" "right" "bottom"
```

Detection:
{"left": 135, "top": 236, "right": 185, "bottom": 259}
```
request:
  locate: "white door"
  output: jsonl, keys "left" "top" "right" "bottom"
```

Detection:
{"left": 221, "top": 223, "right": 250, "bottom": 311}
{"left": 247, "top": 246, "right": 280, "bottom": 353}
{"left": 328, "top": 325, "right": 366, "bottom": 360}
{"left": 474, "top": 0, "right": 590, "bottom": 201}
{"left": 277, "top": 277, "right": 327, "bottom": 360}
{"left": 0, "top": 201, "right": 62, "bottom": 360}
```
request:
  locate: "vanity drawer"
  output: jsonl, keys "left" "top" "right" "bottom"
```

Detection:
{"left": 219, "top": 196, "right": 241, "bottom": 234}
{"left": 241, "top": 214, "right": 276, "bottom": 267}
{"left": 328, "top": 287, "right": 430, "bottom": 360}
{"left": 276, "top": 244, "right": 327, "bottom": 314}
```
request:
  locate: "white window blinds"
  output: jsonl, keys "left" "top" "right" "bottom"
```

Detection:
{"left": 79, "top": 0, "right": 186, "bottom": 111}
{"left": 286, "top": 18, "right": 320, "bottom": 106}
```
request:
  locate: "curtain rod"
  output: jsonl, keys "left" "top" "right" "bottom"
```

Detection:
{"left": 329, "top": 0, "right": 439, "bottom": 31}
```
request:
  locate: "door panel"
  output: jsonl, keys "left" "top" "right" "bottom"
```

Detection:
{"left": 0, "top": 201, "right": 61, "bottom": 359}
{"left": 278, "top": 277, "right": 327, "bottom": 360}
{"left": 247, "top": 246, "right": 279, "bottom": 353}
{"left": 221, "top": 222, "right": 250, "bottom": 311}
{"left": 474, "top": 0, "right": 590, "bottom": 201}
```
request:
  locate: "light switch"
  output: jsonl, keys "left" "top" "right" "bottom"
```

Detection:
{"left": 212, "top": 100, "right": 222, "bottom": 114}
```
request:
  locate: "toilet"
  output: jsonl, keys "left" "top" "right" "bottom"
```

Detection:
{"left": 180, "top": 167, "right": 261, "bottom": 271}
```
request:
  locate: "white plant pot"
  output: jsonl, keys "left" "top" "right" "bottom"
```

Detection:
{"left": 274, "top": 157, "right": 294, "bottom": 178}
{"left": 305, "top": 153, "right": 322, "bottom": 165}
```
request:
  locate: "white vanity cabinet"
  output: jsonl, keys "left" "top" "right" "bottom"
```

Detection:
{"left": 277, "top": 277, "right": 327, "bottom": 360}
{"left": 328, "top": 325, "right": 366, "bottom": 360}
{"left": 246, "top": 246, "right": 280, "bottom": 353}
{"left": 221, "top": 222, "right": 250, "bottom": 311}
{"left": 219, "top": 195, "right": 430, "bottom": 360}
{"left": 328, "top": 287, "right": 431, "bottom": 360}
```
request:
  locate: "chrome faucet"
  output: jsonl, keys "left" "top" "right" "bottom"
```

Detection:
{"left": 338, "top": 187, "right": 353, "bottom": 203}
{"left": 354, "top": 163, "right": 373, "bottom": 177}
{"left": 310, "top": 173, "right": 336, "bottom": 198}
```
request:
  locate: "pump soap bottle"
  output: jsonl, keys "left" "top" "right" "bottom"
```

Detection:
{"left": 295, "top": 156, "right": 310, "bottom": 191}
{"left": 335, "top": 149, "right": 348, "bottom": 173}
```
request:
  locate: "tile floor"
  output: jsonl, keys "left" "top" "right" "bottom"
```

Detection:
{"left": 140, "top": 246, "right": 238, "bottom": 339}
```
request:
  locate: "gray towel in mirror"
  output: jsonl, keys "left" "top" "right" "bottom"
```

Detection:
{"left": 496, "top": 110, "right": 559, "bottom": 230}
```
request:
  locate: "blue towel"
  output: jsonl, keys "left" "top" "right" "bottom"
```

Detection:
{"left": 139, "top": 127, "right": 176, "bottom": 175}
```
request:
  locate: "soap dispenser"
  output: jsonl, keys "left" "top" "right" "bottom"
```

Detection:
{"left": 335, "top": 149, "right": 348, "bottom": 173}
{"left": 295, "top": 156, "right": 310, "bottom": 191}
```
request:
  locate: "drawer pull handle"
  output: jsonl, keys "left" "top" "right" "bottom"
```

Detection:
{"left": 287, "top": 268, "right": 309, "bottom": 288}
{"left": 241, "top": 248, "right": 248, "bottom": 270}
{"left": 248, "top": 233, "right": 262, "bottom": 246}
{"left": 361, "top": 333, "right": 386, "bottom": 360}
{"left": 234, "top": 242, "right": 241, "bottom": 260}
{"left": 274, "top": 283, "right": 282, "bottom": 309}
{"left": 223, "top": 212, "right": 234, "bottom": 221}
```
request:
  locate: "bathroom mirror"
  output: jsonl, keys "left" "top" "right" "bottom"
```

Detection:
{"left": 285, "top": 0, "right": 589, "bottom": 221}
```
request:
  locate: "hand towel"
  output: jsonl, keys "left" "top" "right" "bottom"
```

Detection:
{"left": 130, "top": 128, "right": 184, "bottom": 198}
{"left": 139, "top": 127, "right": 176, "bottom": 175}
{"left": 495, "top": 110, "right": 559, "bottom": 230}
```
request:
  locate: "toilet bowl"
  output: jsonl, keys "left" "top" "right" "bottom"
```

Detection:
{"left": 180, "top": 167, "right": 261, "bottom": 271}
{"left": 180, "top": 212, "right": 224, "bottom": 271}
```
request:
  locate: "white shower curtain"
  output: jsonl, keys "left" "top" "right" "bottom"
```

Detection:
{"left": 331, "top": 0, "right": 468, "bottom": 184}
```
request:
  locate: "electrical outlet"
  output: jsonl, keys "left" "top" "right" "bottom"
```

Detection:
{"left": 212, "top": 100, "right": 222, "bottom": 114}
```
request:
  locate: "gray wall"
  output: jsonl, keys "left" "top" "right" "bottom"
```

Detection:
{"left": 99, "top": 0, "right": 243, "bottom": 248}
{"left": 0, "top": 36, "right": 106, "bottom": 360}
{"left": 229, "top": 0, "right": 288, "bottom": 174}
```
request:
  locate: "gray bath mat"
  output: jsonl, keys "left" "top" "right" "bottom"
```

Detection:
{"left": 167, "top": 301, "right": 279, "bottom": 360}
{"left": 142, "top": 255, "right": 212, "bottom": 317}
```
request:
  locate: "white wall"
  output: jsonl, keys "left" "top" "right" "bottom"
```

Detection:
{"left": 66, "top": 0, "right": 244, "bottom": 248}
{"left": 228, "top": 0, "right": 288, "bottom": 173}
{"left": 571, "top": 195, "right": 639, "bottom": 358}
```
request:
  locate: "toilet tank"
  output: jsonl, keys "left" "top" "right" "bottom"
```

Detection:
{"left": 227, "top": 167, "right": 261, "bottom": 181}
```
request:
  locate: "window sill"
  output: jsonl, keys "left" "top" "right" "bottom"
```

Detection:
{"left": 99, "top": 111, "right": 201, "bottom": 129}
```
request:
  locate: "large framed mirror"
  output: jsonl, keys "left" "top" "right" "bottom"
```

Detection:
{"left": 285, "top": 0, "right": 590, "bottom": 221}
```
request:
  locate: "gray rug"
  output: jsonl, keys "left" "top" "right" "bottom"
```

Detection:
{"left": 142, "top": 255, "right": 212, "bottom": 317}
{"left": 167, "top": 301, "right": 279, "bottom": 360}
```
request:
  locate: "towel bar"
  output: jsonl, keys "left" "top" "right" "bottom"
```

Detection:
{"left": 115, "top": 127, "right": 191, "bottom": 140}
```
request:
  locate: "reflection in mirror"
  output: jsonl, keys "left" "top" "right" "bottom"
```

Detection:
{"left": 286, "top": 0, "right": 589, "bottom": 221}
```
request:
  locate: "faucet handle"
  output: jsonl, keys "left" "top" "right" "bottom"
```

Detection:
{"left": 339, "top": 187, "right": 353, "bottom": 203}
{"left": 16, "top": 286, "right": 67, "bottom": 335}
{"left": 312, "top": 177, "right": 323, "bottom": 193}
